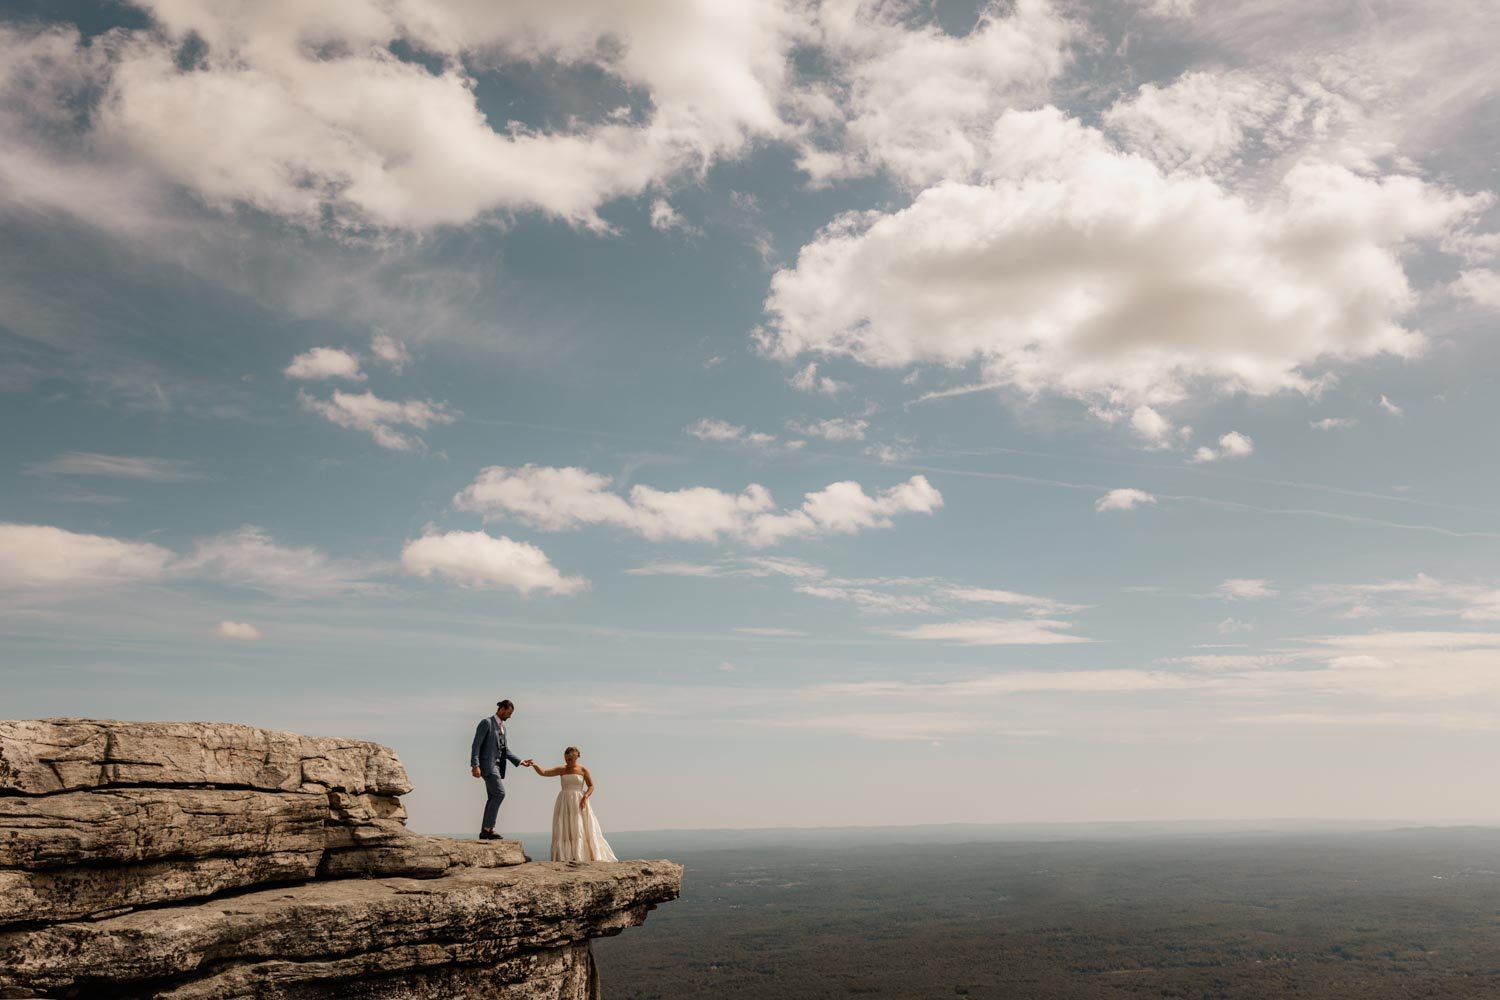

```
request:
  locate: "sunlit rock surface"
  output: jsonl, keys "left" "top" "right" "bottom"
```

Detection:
{"left": 0, "top": 719, "right": 680, "bottom": 999}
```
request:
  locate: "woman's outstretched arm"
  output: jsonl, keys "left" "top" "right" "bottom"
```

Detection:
{"left": 530, "top": 763, "right": 566, "bottom": 776}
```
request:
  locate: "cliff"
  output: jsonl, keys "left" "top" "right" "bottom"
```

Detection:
{"left": 0, "top": 719, "right": 681, "bottom": 999}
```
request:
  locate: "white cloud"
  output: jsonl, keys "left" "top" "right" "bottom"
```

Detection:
{"left": 370, "top": 334, "right": 411, "bottom": 372}
{"left": 887, "top": 618, "right": 1089, "bottom": 645}
{"left": 1310, "top": 417, "right": 1357, "bottom": 430}
{"left": 796, "top": 583, "right": 942, "bottom": 615}
{"left": 25, "top": 452, "right": 199, "bottom": 481}
{"left": 1140, "top": 0, "right": 1197, "bottom": 19}
{"left": 453, "top": 465, "right": 942, "bottom": 547}
{"left": 787, "top": 362, "right": 848, "bottom": 396}
{"left": 1128, "top": 405, "right": 1176, "bottom": 447}
{"left": 1451, "top": 268, "right": 1500, "bottom": 308}
{"left": 684, "top": 418, "right": 788, "bottom": 450}
{"left": 0, "top": 523, "right": 173, "bottom": 589}
{"left": 1095, "top": 488, "right": 1156, "bottom": 513}
{"left": 284, "top": 347, "right": 365, "bottom": 382}
{"left": 1217, "top": 578, "right": 1277, "bottom": 601}
{"left": 795, "top": 0, "right": 1075, "bottom": 187}
{"left": 1190, "top": 431, "right": 1255, "bottom": 463}
{"left": 400, "top": 529, "right": 586, "bottom": 596}
{"left": 1103, "top": 67, "right": 1361, "bottom": 177}
{"left": 180, "top": 525, "right": 377, "bottom": 596}
{"left": 788, "top": 417, "right": 868, "bottom": 442}
{"left": 762, "top": 106, "right": 1489, "bottom": 418}
{"left": 649, "top": 198, "right": 698, "bottom": 235}
{"left": 1379, "top": 394, "right": 1404, "bottom": 417}
{"left": 0, "top": 4, "right": 804, "bottom": 231}
{"left": 1217, "top": 617, "right": 1254, "bottom": 635}
{"left": 299, "top": 389, "right": 456, "bottom": 451}
{"left": 686, "top": 418, "right": 749, "bottom": 443}
{"left": 942, "top": 586, "right": 1087, "bottom": 616}
{"left": 1159, "top": 653, "right": 1287, "bottom": 671}
{"left": 216, "top": 620, "right": 263, "bottom": 641}
{"left": 1218, "top": 432, "right": 1254, "bottom": 458}
{"left": 1311, "top": 573, "right": 1500, "bottom": 623}
{"left": 864, "top": 440, "right": 918, "bottom": 464}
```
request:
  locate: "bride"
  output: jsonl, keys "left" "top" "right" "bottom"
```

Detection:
{"left": 528, "top": 747, "right": 617, "bottom": 863}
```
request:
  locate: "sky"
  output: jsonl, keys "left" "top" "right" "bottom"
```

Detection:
{"left": 3, "top": 0, "right": 1500, "bottom": 837}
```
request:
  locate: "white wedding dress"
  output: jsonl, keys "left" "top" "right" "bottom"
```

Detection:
{"left": 551, "top": 773, "right": 617, "bottom": 862}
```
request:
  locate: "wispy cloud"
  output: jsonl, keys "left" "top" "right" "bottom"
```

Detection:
{"left": 26, "top": 452, "right": 201, "bottom": 481}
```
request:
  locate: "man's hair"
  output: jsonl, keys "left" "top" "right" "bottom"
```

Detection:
{"left": 496, "top": 699, "right": 514, "bottom": 710}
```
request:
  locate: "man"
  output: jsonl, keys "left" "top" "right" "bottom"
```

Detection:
{"left": 470, "top": 699, "right": 533, "bottom": 840}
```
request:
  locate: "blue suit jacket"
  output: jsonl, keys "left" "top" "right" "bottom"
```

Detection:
{"left": 470, "top": 716, "right": 522, "bottom": 775}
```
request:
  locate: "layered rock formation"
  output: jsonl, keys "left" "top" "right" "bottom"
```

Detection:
{"left": 0, "top": 719, "right": 681, "bottom": 999}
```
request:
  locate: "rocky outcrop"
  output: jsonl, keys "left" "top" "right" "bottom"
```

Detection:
{"left": 0, "top": 719, "right": 681, "bottom": 999}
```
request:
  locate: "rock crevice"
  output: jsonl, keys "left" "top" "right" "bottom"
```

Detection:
{"left": 0, "top": 719, "right": 680, "bottom": 999}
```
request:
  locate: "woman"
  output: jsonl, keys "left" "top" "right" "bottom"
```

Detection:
{"left": 529, "top": 747, "right": 617, "bottom": 862}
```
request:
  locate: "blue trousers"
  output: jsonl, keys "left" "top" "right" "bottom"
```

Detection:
{"left": 481, "top": 769, "right": 506, "bottom": 831}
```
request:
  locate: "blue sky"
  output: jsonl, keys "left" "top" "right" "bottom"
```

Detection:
{"left": 4, "top": 0, "right": 1500, "bottom": 835}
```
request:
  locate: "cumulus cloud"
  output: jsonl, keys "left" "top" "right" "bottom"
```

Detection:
{"left": 453, "top": 464, "right": 942, "bottom": 546}
{"left": 0, "top": 523, "right": 173, "bottom": 588}
{"left": 1128, "top": 405, "right": 1176, "bottom": 447}
{"left": 795, "top": 0, "right": 1074, "bottom": 187}
{"left": 25, "top": 452, "right": 199, "bottom": 481}
{"left": 299, "top": 390, "right": 456, "bottom": 451}
{"left": 284, "top": 347, "right": 364, "bottom": 382}
{"left": 1095, "top": 488, "right": 1156, "bottom": 512}
{"left": 788, "top": 417, "right": 868, "bottom": 442}
{"left": 370, "top": 334, "right": 411, "bottom": 372}
{"left": 216, "top": 620, "right": 263, "bottom": 641}
{"left": 761, "top": 107, "right": 1490, "bottom": 419}
{"left": 1378, "top": 394, "right": 1404, "bottom": 417}
{"left": 1217, "top": 578, "right": 1277, "bottom": 601}
{"left": 1451, "top": 269, "right": 1500, "bottom": 308}
{"left": 787, "top": 362, "right": 848, "bottom": 396}
{"left": 0, "top": 4, "right": 804, "bottom": 231}
{"left": 1190, "top": 431, "right": 1254, "bottom": 463}
{"left": 400, "top": 529, "right": 586, "bottom": 596}
{"left": 887, "top": 618, "right": 1089, "bottom": 645}
{"left": 684, "top": 418, "right": 786, "bottom": 450}
{"left": 649, "top": 198, "right": 699, "bottom": 235}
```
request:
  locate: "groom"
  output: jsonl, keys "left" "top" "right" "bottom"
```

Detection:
{"left": 470, "top": 699, "right": 533, "bottom": 840}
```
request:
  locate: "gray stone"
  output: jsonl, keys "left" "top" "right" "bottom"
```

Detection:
{"left": 318, "top": 834, "right": 527, "bottom": 879}
{"left": 0, "top": 788, "right": 326, "bottom": 869}
{"left": 158, "top": 942, "right": 600, "bottom": 1000}
{"left": 0, "top": 851, "right": 321, "bottom": 927}
{"left": 0, "top": 861, "right": 683, "bottom": 997}
{"left": 0, "top": 720, "right": 410, "bottom": 797}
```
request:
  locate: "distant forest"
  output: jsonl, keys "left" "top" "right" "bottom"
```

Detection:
{"left": 593, "top": 829, "right": 1500, "bottom": 998}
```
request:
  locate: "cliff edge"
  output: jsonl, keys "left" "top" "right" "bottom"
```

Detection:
{"left": 0, "top": 719, "right": 681, "bottom": 999}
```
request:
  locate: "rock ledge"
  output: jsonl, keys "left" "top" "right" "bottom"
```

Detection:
{"left": 0, "top": 720, "right": 680, "bottom": 999}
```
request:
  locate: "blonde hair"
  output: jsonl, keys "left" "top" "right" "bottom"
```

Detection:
{"left": 564, "top": 746, "right": 581, "bottom": 761}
